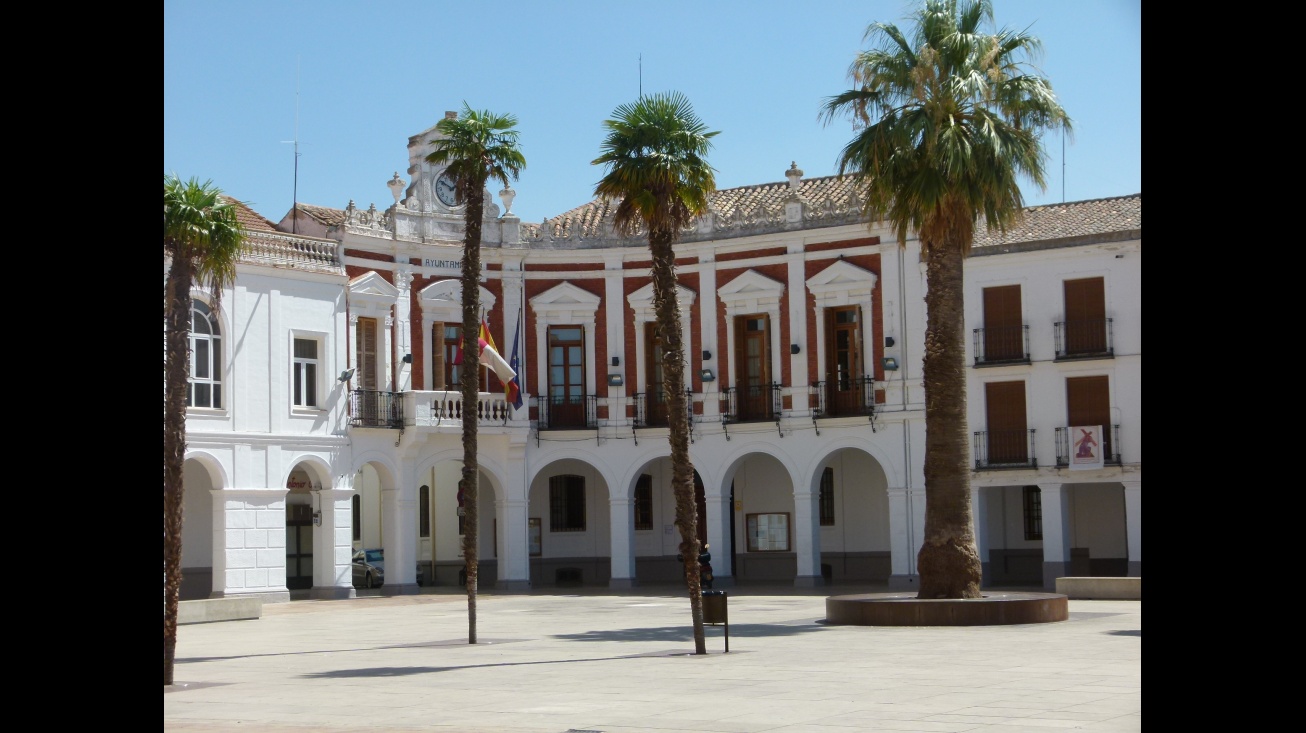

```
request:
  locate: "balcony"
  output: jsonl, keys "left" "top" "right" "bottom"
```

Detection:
{"left": 973, "top": 429, "right": 1037, "bottom": 469}
{"left": 634, "top": 389, "right": 692, "bottom": 429}
{"left": 406, "top": 390, "right": 515, "bottom": 427}
{"left": 721, "top": 383, "right": 782, "bottom": 424}
{"left": 973, "top": 325, "right": 1030, "bottom": 366}
{"left": 1054, "top": 318, "right": 1114, "bottom": 360}
{"left": 539, "top": 394, "right": 597, "bottom": 430}
{"left": 811, "top": 375, "right": 875, "bottom": 418}
{"left": 1055, "top": 425, "right": 1122, "bottom": 466}
{"left": 349, "top": 390, "right": 404, "bottom": 429}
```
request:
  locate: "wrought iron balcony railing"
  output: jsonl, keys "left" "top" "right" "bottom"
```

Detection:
{"left": 973, "top": 325, "right": 1031, "bottom": 365}
{"left": 973, "top": 429, "right": 1038, "bottom": 469}
{"left": 349, "top": 389, "right": 404, "bottom": 429}
{"left": 1055, "top": 425, "right": 1122, "bottom": 466}
{"left": 634, "top": 389, "right": 692, "bottom": 428}
{"left": 1054, "top": 318, "right": 1114, "bottom": 360}
{"left": 810, "top": 375, "right": 875, "bottom": 418}
{"left": 721, "top": 382, "right": 782, "bottom": 424}
{"left": 539, "top": 394, "right": 597, "bottom": 430}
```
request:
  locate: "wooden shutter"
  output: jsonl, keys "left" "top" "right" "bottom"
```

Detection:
{"left": 1064, "top": 277, "right": 1106, "bottom": 353}
{"left": 1066, "top": 375, "right": 1111, "bottom": 456}
{"left": 357, "top": 317, "right": 378, "bottom": 390}
{"left": 984, "top": 381, "right": 1028, "bottom": 462}
{"left": 982, "top": 285, "right": 1023, "bottom": 360}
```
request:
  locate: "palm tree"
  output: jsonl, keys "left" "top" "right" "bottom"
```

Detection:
{"left": 593, "top": 91, "right": 718, "bottom": 654}
{"left": 425, "top": 104, "right": 525, "bottom": 644}
{"left": 163, "top": 174, "right": 246, "bottom": 684}
{"left": 821, "top": 0, "right": 1070, "bottom": 599}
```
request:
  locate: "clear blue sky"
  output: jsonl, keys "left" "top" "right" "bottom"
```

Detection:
{"left": 164, "top": 0, "right": 1140, "bottom": 227}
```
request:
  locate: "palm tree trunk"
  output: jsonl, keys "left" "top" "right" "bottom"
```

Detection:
{"left": 916, "top": 241, "right": 982, "bottom": 599}
{"left": 163, "top": 253, "right": 194, "bottom": 684}
{"left": 650, "top": 226, "right": 707, "bottom": 654}
{"left": 461, "top": 187, "right": 484, "bottom": 644}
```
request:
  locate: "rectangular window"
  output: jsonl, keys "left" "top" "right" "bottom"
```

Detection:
{"left": 293, "top": 337, "right": 320, "bottom": 408}
{"left": 1022, "top": 486, "right": 1043, "bottom": 541}
{"left": 547, "top": 326, "right": 587, "bottom": 428}
{"left": 549, "top": 474, "right": 586, "bottom": 532}
{"left": 1067, "top": 375, "right": 1112, "bottom": 460}
{"left": 634, "top": 474, "right": 653, "bottom": 531}
{"left": 419, "top": 485, "right": 430, "bottom": 538}
{"left": 819, "top": 467, "right": 835, "bottom": 526}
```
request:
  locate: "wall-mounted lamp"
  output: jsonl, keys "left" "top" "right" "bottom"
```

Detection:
{"left": 312, "top": 510, "right": 322, "bottom": 527}
{"left": 607, "top": 374, "right": 624, "bottom": 387}
{"left": 611, "top": 356, "right": 620, "bottom": 367}
{"left": 790, "top": 344, "right": 801, "bottom": 355}
{"left": 885, "top": 336, "right": 895, "bottom": 347}
{"left": 699, "top": 368, "right": 716, "bottom": 382}
{"left": 881, "top": 357, "right": 899, "bottom": 371}
{"left": 401, "top": 353, "right": 412, "bottom": 364}
{"left": 702, "top": 350, "right": 712, "bottom": 361}
{"left": 338, "top": 368, "right": 356, "bottom": 383}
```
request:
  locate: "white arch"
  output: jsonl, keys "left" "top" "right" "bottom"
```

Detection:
{"left": 183, "top": 449, "right": 228, "bottom": 489}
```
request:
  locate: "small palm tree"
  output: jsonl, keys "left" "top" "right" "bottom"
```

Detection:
{"left": 163, "top": 174, "right": 246, "bottom": 684}
{"left": 425, "top": 104, "right": 525, "bottom": 644}
{"left": 821, "top": 0, "right": 1070, "bottom": 598}
{"left": 593, "top": 91, "right": 718, "bottom": 654}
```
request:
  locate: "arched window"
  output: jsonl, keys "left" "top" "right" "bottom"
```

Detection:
{"left": 189, "top": 300, "right": 222, "bottom": 408}
{"left": 351, "top": 494, "right": 361, "bottom": 542}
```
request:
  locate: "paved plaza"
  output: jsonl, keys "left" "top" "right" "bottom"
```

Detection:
{"left": 164, "top": 584, "right": 1141, "bottom": 732}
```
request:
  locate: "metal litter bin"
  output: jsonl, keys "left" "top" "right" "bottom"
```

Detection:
{"left": 702, "top": 590, "right": 729, "bottom": 652}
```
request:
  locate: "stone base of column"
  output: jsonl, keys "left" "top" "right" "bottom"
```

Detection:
{"left": 382, "top": 583, "right": 421, "bottom": 597}
{"left": 793, "top": 574, "right": 825, "bottom": 588}
{"left": 310, "top": 585, "right": 356, "bottom": 600}
{"left": 1041, "top": 561, "right": 1070, "bottom": 591}
{"left": 608, "top": 577, "right": 638, "bottom": 590}
{"left": 495, "top": 579, "right": 532, "bottom": 592}
{"left": 212, "top": 589, "right": 291, "bottom": 604}
{"left": 888, "top": 574, "right": 918, "bottom": 591}
{"left": 1128, "top": 561, "right": 1141, "bottom": 577}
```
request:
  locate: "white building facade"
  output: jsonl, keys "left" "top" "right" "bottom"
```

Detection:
{"left": 181, "top": 118, "right": 1141, "bottom": 602}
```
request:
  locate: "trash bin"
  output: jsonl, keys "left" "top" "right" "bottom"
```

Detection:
{"left": 702, "top": 590, "right": 727, "bottom": 624}
{"left": 701, "top": 590, "right": 729, "bottom": 652}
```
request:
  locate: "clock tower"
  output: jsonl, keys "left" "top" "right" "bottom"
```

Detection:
{"left": 391, "top": 110, "right": 501, "bottom": 244}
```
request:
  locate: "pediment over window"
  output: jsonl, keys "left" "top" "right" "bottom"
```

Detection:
{"left": 806, "top": 260, "right": 877, "bottom": 307}
{"left": 530, "top": 281, "right": 601, "bottom": 315}
{"left": 419, "top": 279, "right": 497, "bottom": 321}
{"left": 718, "top": 269, "right": 784, "bottom": 313}
{"left": 349, "top": 271, "right": 400, "bottom": 298}
{"left": 627, "top": 281, "right": 696, "bottom": 322}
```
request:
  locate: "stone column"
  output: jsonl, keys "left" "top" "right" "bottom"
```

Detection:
{"left": 496, "top": 439, "right": 531, "bottom": 590}
{"left": 216, "top": 488, "right": 291, "bottom": 603}
{"left": 792, "top": 484, "right": 823, "bottom": 587}
{"left": 1039, "top": 483, "right": 1072, "bottom": 590}
{"left": 786, "top": 244, "right": 809, "bottom": 398}
{"left": 698, "top": 253, "right": 720, "bottom": 420}
{"left": 395, "top": 266, "right": 413, "bottom": 392}
{"left": 311, "top": 487, "right": 357, "bottom": 600}
{"left": 608, "top": 497, "right": 636, "bottom": 589}
{"left": 604, "top": 253, "right": 627, "bottom": 425}
{"left": 1123, "top": 480, "right": 1141, "bottom": 577}
{"left": 972, "top": 486, "right": 990, "bottom": 588}
{"left": 703, "top": 482, "right": 732, "bottom": 585}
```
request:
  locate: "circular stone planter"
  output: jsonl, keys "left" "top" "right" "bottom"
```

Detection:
{"left": 825, "top": 591, "right": 1068, "bottom": 626}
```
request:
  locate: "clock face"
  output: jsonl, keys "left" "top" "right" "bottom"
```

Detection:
{"left": 435, "top": 172, "right": 458, "bottom": 207}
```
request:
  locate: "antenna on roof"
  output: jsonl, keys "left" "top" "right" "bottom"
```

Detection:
{"left": 281, "top": 58, "right": 302, "bottom": 234}
{"left": 1061, "top": 127, "right": 1065, "bottom": 204}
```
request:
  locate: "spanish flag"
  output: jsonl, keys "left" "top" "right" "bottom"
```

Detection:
{"left": 454, "top": 318, "right": 519, "bottom": 406}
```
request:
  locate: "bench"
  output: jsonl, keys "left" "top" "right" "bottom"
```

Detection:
{"left": 177, "top": 597, "right": 263, "bottom": 624}
{"left": 1055, "top": 577, "right": 1140, "bottom": 600}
